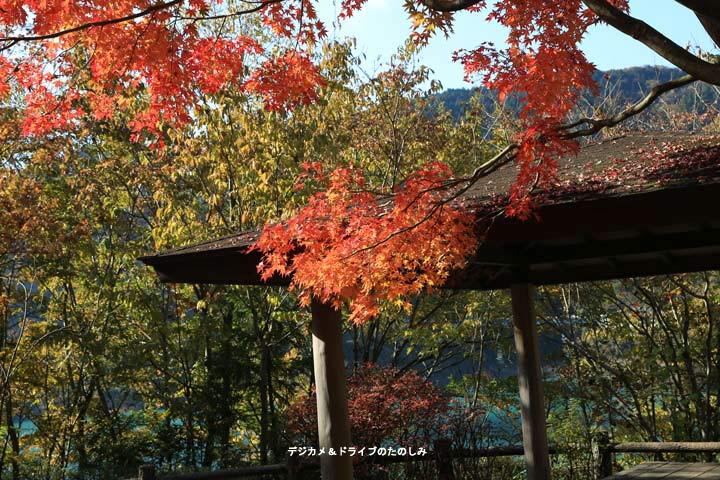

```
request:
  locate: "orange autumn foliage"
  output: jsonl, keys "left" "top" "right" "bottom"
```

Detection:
{"left": 255, "top": 162, "right": 478, "bottom": 324}
{"left": 0, "top": 0, "right": 325, "bottom": 139}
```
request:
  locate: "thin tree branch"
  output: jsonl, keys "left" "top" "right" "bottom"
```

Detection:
{"left": 559, "top": 73, "right": 697, "bottom": 138}
{"left": 0, "top": 0, "right": 280, "bottom": 53}
{"left": 0, "top": 0, "right": 183, "bottom": 46}
{"left": 400, "top": 142, "right": 519, "bottom": 215}
{"left": 340, "top": 144, "right": 517, "bottom": 260}
{"left": 179, "top": 0, "right": 284, "bottom": 22}
{"left": 419, "top": 0, "right": 484, "bottom": 12}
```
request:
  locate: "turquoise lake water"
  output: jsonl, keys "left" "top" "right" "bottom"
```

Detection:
{"left": 18, "top": 418, "right": 37, "bottom": 435}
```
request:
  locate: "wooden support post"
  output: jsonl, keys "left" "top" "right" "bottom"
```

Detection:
{"left": 311, "top": 300, "right": 353, "bottom": 480}
{"left": 434, "top": 438, "right": 455, "bottom": 480}
{"left": 592, "top": 431, "right": 612, "bottom": 480}
{"left": 511, "top": 283, "right": 551, "bottom": 480}
{"left": 287, "top": 451, "right": 300, "bottom": 480}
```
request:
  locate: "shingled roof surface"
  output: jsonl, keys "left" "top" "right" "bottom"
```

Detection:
{"left": 465, "top": 131, "right": 720, "bottom": 208}
{"left": 140, "top": 230, "right": 260, "bottom": 260}
{"left": 141, "top": 131, "right": 720, "bottom": 263}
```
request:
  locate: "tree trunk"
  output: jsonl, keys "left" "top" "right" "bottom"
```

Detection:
{"left": 203, "top": 330, "right": 215, "bottom": 469}
{"left": 5, "top": 391, "right": 19, "bottom": 480}
{"left": 219, "top": 311, "right": 233, "bottom": 467}
{"left": 259, "top": 343, "right": 270, "bottom": 464}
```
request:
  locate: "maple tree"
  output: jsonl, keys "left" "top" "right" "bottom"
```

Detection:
{"left": 287, "top": 364, "right": 448, "bottom": 445}
{"left": 1, "top": 0, "right": 718, "bottom": 320}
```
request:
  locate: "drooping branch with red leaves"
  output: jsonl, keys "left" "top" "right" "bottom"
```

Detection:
{"left": 255, "top": 162, "right": 480, "bottom": 325}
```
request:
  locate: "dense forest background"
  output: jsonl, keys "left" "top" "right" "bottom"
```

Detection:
{"left": 2, "top": 35, "right": 720, "bottom": 480}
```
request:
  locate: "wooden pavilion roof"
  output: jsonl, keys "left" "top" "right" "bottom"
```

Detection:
{"left": 140, "top": 131, "right": 720, "bottom": 289}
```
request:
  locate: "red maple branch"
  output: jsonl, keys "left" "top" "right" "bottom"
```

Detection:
{"left": 0, "top": 0, "right": 282, "bottom": 48}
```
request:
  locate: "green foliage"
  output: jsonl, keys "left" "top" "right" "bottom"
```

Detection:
{"left": 538, "top": 274, "right": 720, "bottom": 473}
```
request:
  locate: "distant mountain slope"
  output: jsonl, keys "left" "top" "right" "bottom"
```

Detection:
{"left": 432, "top": 66, "right": 718, "bottom": 124}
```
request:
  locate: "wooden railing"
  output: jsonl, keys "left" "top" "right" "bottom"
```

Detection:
{"left": 137, "top": 462, "right": 294, "bottom": 479}
{"left": 132, "top": 439, "right": 528, "bottom": 480}
{"left": 591, "top": 434, "right": 720, "bottom": 480}
{"left": 130, "top": 438, "right": 720, "bottom": 480}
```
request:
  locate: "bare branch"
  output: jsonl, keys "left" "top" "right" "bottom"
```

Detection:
{"left": 179, "top": 0, "right": 284, "bottom": 22}
{"left": 559, "top": 74, "right": 697, "bottom": 138}
{"left": 582, "top": 0, "right": 720, "bottom": 85}
{"left": 419, "top": 0, "right": 484, "bottom": 12}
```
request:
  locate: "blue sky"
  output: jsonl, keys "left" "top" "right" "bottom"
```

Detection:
{"left": 316, "top": 1, "right": 717, "bottom": 89}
